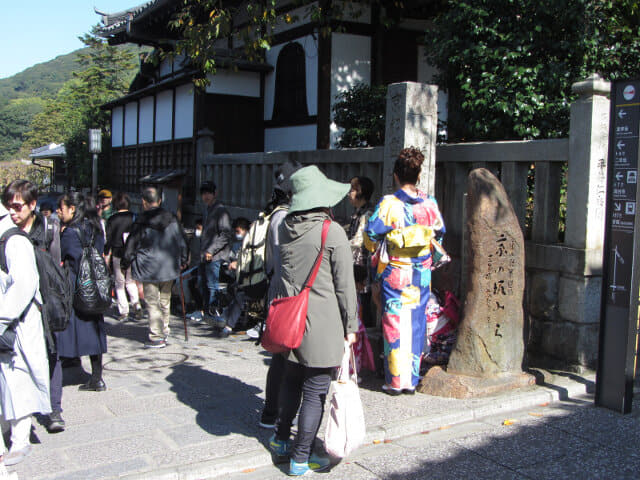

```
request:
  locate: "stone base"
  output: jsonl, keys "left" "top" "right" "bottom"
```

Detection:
{"left": 417, "top": 366, "right": 536, "bottom": 399}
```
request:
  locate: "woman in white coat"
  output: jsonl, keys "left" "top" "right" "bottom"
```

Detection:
{"left": 0, "top": 202, "right": 51, "bottom": 466}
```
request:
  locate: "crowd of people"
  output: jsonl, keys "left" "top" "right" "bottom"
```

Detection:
{"left": 0, "top": 146, "right": 446, "bottom": 476}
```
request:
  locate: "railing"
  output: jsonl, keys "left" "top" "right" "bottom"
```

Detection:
{"left": 200, "top": 138, "right": 569, "bottom": 260}
{"left": 200, "top": 147, "right": 385, "bottom": 221}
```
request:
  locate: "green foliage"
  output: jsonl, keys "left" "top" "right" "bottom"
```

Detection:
{"left": 0, "top": 97, "right": 46, "bottom": 161}
{"left": 333, "top": 83, "right": 387, "bottom": 148}
{"left": 0, "top": 41, "right": 144, "bottom": 164}
{"left": 426, "top": 0, "right": 640, "bottom": 142}
{"left": 0, "top": 160, "right": 49, "bottom": 190}
{"left": 60, "top": 32, "right": 137, "bottom": 187}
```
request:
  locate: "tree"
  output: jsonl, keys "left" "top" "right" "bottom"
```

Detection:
{"left": 426, "top": 0, "right": 640, "bottom": 142}
{"left": 333, "top": 83, "right": 386, "bottom": 148}
{"left": 22, "top": 30, "right": 137, "bottom": 187}
{"left": 168, "top": 1, "right": 426, "bottom": 85}
{"left": 0, "top": 97, "right": 45, "bottom": 161}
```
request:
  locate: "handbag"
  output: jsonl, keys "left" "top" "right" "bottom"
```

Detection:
{"left": 325, "top": 343, "right": 366, "bottom": 458}
{"left": 430, "top": 238, "right": 451, "bottom": 270}
{"left": 261, "top": 219, "right": 330, "bottom": 354}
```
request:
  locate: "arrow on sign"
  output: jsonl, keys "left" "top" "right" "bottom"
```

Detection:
{"left": 616, "top": 172, "right": 624, "bottom": 181}
{"left": 614, "top": 202, "right": 622, "bottom": 211}
{"left": 618, "top": 109, "right": 627, "bottom": 119}
{"left": 617, "top": 140, "right": 626, "bottom": 150}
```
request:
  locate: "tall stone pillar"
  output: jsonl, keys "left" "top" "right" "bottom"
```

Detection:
{"left": 382, "top": 82, "right": 438, "bottom": 194}
{"left": 565, "top": 74, "right": 610, "bottom": 250}
{"left": 559, "top": 75, "right": 610, "bottom": 359}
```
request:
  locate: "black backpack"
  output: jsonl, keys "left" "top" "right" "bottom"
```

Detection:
{"left": 0, "top": 227, "right": 74, "bottom": 349}
{"left": 70, "top": 226, "right": 112, "bottom": 315}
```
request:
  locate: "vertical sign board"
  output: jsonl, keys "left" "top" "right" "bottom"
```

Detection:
{"left": 596, "top": 79, "right": 640, "bottom": 413}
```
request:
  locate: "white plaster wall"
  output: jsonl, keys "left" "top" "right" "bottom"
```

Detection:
{"left": 264, "top": 34, "right": 318, "bottom": 120}
{"left": 265, "top": 125, "right": 317, "bottom": 152}
{"left": 112, "top": 106, "right": 123, "bottom": 147}
{"left": 174, "top": 84, "right": 194, "bottom": 139}
{"left": 155, "top": 90, "right": 173, "bottom": 142}
{"left": 205, "top": 70, "right": 261, "bottom": 97}
{"left": 330, "top": 33, "right": 371, "bottom": 148}
{"left": 124, "top": 102, "right": 138, "bottom": 146}
{"left": 417, "top": 45, "right": 448, "bottom": 138}
{"left": 139, "top": 96, "right": 154, "bottom": 144}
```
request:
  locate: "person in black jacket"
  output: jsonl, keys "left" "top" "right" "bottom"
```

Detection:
{"left": 57, "top": 192, "right": 108, "bottom": 392}
{"left": 121, "top": 187, "right": 189, "bottom": 349}
{"left": 199, "top": 182, "right": 232, "bottom": 319}
{"left": 105, "top": 192, "right": 142, "bottom": 321}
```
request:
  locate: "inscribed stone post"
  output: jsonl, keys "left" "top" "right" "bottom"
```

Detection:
{"left": 418, "top": 168, "right": 534, "bottom": 397}
{"left": 382, "top": 82, "right": 438, "bottom": 195}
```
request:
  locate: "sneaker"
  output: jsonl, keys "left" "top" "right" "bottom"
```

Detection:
{"left": 78, "top": 378, "right": 107, "bottom": 392}
{"left": 47, "top": 411, "right": 66, "bottom": 433}
{"left": 218, "top": 326, "right": 232, "bottom": 338}
{"left": 4, "top": 445, "right": 32, "bottom": 466}
{"left": 246, "top": 324, "right": 263, "bottom": 339}
{"left": 382, "top": 384, "right": 402, "bottom": 396}
{"left": 187, "top": 310, "right": 204, "bottom": 322}
{"left": 131, "top": 305, "right": 144, "bottom": 320}
{"left": 288, "top": 454, "right": 331, "bottom": 476}
{"left": 268, "top": 434, "right": 291, "bottom": 457}
{"left": 117, "top": 313, "right": 128, "bottom": 322}
{"left": 144, "top": 339, "right": 167, "bottom": 349}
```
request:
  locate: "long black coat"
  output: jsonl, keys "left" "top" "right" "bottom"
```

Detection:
{"left": 56, "top": 219, "right": 108, "bottom": 358}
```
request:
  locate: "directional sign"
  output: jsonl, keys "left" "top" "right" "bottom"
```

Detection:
{"left": 597, "top": 78, "right": 640, "bottom": 414}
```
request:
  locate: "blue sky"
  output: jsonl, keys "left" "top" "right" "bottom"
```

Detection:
{"left": 0, "top": 1, "right": 142, "bottom": 79}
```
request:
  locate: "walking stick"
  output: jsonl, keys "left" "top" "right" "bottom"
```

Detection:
{"left": 179, "top": 271, "right": 189, "bottom": 341}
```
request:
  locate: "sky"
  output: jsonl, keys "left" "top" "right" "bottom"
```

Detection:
{"left": 0, "top": 0, "right": 142, "bottom": 79}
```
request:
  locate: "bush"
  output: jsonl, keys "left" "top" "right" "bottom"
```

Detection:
{"left": 333, "top": 84, "right": 387, "bottom": 148}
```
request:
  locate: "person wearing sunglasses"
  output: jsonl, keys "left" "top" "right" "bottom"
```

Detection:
{"left": 2, "top": 180, "right": 64, "bottom": 434}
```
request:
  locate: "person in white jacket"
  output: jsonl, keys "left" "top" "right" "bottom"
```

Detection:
{"left": 0, "top": 202, "right": 51, "bottom": 466}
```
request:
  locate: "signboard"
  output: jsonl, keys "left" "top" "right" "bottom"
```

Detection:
{"left": 596, "top": 79, "right": 640, "bottom": 413}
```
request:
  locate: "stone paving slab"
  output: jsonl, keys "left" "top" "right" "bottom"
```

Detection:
{"left": 8, "top": 313, "right": 601, "bottom": 480}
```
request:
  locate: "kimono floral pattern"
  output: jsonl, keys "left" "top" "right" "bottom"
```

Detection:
{"left": 365, "top": 189, "right": 445, "bottom": 390}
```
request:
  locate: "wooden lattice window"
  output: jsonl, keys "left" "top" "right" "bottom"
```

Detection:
{"left": 272, "top": 42, "right": 309, "bottom": 123}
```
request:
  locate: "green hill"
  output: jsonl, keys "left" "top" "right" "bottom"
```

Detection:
{"left": 0, "top": 45, "right": 145, "bottom": 161}
{"left": 0, "top": 50, "right": 87, "bottom": 105}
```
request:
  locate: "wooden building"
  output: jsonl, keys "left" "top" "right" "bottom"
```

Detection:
{"left": 96, "top": 0, "right": 446, "bottom": 203}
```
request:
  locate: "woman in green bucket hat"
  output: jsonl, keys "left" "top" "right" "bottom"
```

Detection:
{"left": 268, "top": 165, "right": 359, "bottom": 475}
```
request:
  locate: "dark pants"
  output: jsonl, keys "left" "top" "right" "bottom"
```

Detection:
{"left": 262, "top": 353, "right": 286, "bottom": 422}
{"left": 48, "top": 348, "right": 62, "bottom": 413}
{"left": 276, "top": 361, "right": 332, "bottom": 464}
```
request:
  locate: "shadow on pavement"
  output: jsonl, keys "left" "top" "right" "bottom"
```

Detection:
{"left": 166, "top": 363, "right": 267, "bottom": 442}
{"left": 349, "top": 403, "right": 640, "bottom": 480}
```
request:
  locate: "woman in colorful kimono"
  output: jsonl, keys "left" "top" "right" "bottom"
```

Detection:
{"left": 365, "top": 147, "right": 445, "bottom": 395}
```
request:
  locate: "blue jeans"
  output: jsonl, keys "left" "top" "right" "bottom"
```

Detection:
{"left": 201, "top": 259, "right": 222, "bottom": 309}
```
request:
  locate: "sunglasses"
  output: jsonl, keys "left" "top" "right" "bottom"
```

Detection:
{"left": 6, "top": 202, "right": 26, "bottom": 212}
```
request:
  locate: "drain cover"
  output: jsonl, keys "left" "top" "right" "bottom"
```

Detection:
{"left": 104, "top": 353, "right": 188, "bottom": 372}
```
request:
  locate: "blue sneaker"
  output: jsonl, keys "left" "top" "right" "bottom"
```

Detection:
{"left": 269, "top": 434, "right": 291, "bottom": 457}
{"left": 288, "top": 455, "right": 331, "bottom": 476}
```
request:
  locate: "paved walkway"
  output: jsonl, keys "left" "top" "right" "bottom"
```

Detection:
{"left": 6, "top": 312, "right": 625, "bottom": 480}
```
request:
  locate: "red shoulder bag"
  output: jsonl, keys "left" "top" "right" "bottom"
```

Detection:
{"left": 261, "top": 220, "right": 330, "bottom": 354}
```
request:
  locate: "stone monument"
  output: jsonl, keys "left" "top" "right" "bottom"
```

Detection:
{"left": 418, "top": 168, "right": 535, "bottom": 398}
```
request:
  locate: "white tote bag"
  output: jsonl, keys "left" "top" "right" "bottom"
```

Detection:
{"left": 325, "top": 343, "right": 366, "bottom": 458}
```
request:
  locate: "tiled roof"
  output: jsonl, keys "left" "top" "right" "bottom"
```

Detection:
{"left": 95, "top": 0, "right": 173, "bottom": 35}
{"left": 30, "top": 143, "right": 66, "bottom": 159}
